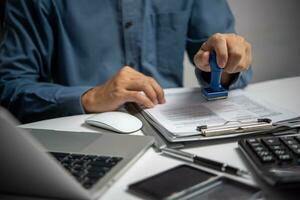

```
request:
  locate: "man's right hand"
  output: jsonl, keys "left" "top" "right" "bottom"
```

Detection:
{"left": 81, "top": 66, "right": 166, "bottom": 113}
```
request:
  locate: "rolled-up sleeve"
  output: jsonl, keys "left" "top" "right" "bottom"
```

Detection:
{"left": 186, "top": 0, "right": 252, "bottom": 89}
{"left": 0, "top": 0, "right": 90, "bottom": 123}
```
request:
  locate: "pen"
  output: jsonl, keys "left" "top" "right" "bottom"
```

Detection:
{"left": 160, "top": 147, "right": 249, "bottom": 178}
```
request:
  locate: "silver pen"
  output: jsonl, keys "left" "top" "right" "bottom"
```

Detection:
{"left": 161, "top": 147, "right": 249, "bottom": 178}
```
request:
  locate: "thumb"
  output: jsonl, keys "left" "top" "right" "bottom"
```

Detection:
{"left": 194, "top": 50, "right": 211, "bottom": 72}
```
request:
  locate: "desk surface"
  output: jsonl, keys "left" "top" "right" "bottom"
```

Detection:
{"left": 21, "top": 76, "right": 300, "bottom": 200}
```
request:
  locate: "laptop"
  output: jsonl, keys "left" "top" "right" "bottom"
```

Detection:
{"left": 0, "top": 107, "right": 154, "bottom": 200}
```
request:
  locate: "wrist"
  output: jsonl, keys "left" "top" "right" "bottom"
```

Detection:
{"left": 81, "top": 88, "right": 96, "bottom": 113}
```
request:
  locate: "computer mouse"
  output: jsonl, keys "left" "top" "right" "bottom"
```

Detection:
{"left": 85, "top": 111, "right": 143, "bottom": 134}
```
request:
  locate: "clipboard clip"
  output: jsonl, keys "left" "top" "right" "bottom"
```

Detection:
{"left": 196, "top": 118, "right": 273, "bottom": 137}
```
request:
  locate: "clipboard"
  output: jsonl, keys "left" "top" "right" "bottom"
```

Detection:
{"left": 125, "top": 103, "right": 300, "bottom": 149}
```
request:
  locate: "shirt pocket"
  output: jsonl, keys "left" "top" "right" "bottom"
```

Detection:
{"left": 151, "top": 10, "right": 190, "bottom": 73}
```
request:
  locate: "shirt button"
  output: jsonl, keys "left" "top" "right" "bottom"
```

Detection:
{"left": 125, "top": 21, "right": 133, "bottom": 29}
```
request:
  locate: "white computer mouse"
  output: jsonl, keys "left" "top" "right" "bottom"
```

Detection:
{"left": 85, "top": 111, "right": 143, "bottom": 134}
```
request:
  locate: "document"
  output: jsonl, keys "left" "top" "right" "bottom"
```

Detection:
{"left": 143, "top": 88, "right": 298, "bottom": 137}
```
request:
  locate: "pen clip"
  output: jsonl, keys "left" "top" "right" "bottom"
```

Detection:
{"left": 196, "top": 118, "right": 273, "bottom": 137}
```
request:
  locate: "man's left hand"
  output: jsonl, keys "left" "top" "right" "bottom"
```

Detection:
{"left": 193, "top": 33, "right": 252, "bottom": 86}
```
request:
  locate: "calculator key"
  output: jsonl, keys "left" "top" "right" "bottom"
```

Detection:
{"left": 274, "top": 150, "right": 286, "bottom": 156}
{"left": 278, "top": 154, "right": 292, "bottom": 161}
{"left": 257, "top": 150, "right": 271, "bottom": 157}
{"left": 260, "top": 155, "right": 275, "bottom": 163}
{"left": 292, "top": 148, "right": 300, "bottom": 156}
{"left": 249, "top": 142, "right": 262, "bottom": 148}
{"left": 253, "top": 146, "right": 265, "bottom": 152}
{"left": 287, "top": 144, "right": 300, "bottom": 150}
{"left": 281, "top": 137, "right": 297, "bottom": 145}
{"left": 262, "top": 138, "right": 281, "bottom": 146}
{"left": 269, "top": 145, "right": 285, "bottom": 151}
{"left": 293, "top": 144, "right": 300, "bottom": 148}
{"left": 246, "top": 138, "right": 258, "bottom": 143}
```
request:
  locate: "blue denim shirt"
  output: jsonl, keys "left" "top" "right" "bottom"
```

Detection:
{"left": 0, "top": 0, "right": 252, "bottom": 123}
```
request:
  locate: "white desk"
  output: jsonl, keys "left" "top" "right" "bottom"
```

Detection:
{"left": 21, "top": 76, "right": 300, "bottom": 200}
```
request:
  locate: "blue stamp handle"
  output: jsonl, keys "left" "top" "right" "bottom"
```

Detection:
{"left": 209, "top": 52, "right": 223, "bottom": 91}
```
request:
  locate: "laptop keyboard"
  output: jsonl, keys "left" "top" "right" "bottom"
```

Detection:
{"left": 49, "top": 152, "right": 123, "bottom": 189}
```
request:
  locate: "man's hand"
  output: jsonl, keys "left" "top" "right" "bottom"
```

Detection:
{"left": 193, "top": 33, "right": 252, "bottom": 86}
{"left": 81, "top": 66, "right": 165, "bottom": 113}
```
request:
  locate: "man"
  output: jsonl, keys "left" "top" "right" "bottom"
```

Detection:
{"left": 0, "top": 0, "right": 252, "bottom": 123}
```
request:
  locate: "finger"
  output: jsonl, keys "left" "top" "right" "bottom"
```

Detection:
{"left": 194, "top": 50, "right": 210, "bottom": 72}
{"left": 202, "top": 34, "right": 228, "bottom": 68}
{"left": 224, "top": 46, "right": 244, "bottom": 73}
{"left": 120, "top": 68, "right": 162, "bottom": 104}
{"left": 126, "top": 91, "right": 154, "bottom": 108}
{"left": 236, "top": 47, "right": 250, "bottom": 72}
{"left": 213, "top": 38, "right": 228, "bottom": 68}
{"left": 116, "top": 66, "right": 134, "bottom": 80}
{"left": 244, "top": 42, "right": 252, "bottom": 69}
{"left": 126, "top": 79, "right": 159, "bottom": 105}
{"left": 117, "top": 66, "right": 144, "bottom": 80}
{"left": 148, "top": 77, "right": 166, "bottom": 104}
{"left": 123, "top": 65, "right": 146, "bottom": 77}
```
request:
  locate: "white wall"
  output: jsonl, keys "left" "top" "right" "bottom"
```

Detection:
{"left": 183, "top": 0, "right": 300, "bottom": 87}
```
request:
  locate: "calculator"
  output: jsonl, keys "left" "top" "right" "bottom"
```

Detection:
{"left": 238, "top": 134, "right": 300, "bottom": 187}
